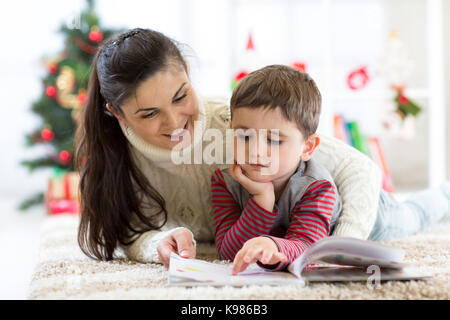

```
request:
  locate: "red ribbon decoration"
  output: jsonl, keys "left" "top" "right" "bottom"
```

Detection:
{"left": 347, "top": 66, "right": 370, "bottom": 90}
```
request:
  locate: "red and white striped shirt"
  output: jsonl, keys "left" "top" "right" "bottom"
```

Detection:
{"left": 211, "top": 168, "right": 337, "bottom": 271}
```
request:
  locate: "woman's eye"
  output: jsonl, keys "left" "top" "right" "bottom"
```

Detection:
{"left": 144, "top": 111, "right": 158, "bottom": 119}
{"left": 174, "top": 93, "right": 187, "bottom": 103}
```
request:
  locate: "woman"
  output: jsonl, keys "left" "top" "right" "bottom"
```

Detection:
{"left": 75, "top": 28, "right": 382, "bottom": 268}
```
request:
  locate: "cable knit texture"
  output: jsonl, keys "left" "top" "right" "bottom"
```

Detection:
{"left": 118, "top": 95, "right": 382, "bottom": 263}
{"left": 312, "top": 135, "right": 382, "bottom": 239}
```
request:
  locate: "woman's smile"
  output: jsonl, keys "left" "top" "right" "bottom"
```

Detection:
{"left": 162, "top": 118, "right": 190, "bottom": 140}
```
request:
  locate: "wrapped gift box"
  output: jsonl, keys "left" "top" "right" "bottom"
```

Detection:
{"left": 48, "top": 199, "right": 80, "bottom": 215}
{"left": 45, "top": 170, "right": 81, "bottom": 215}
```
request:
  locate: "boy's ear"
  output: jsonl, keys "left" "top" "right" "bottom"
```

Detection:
{"left": 300, "top": 134, "right": 320, "bottom": 161}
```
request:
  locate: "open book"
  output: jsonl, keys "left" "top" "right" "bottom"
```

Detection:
{"left": 168, "top": 236, "right": 431, "bottom": 286}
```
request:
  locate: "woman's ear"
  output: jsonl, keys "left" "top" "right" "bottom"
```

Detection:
{"left": 106, "top": 104, "right": 128, "bottom": 126}
{"left": 300, "top": 134, "right": 320, "bottom": 161}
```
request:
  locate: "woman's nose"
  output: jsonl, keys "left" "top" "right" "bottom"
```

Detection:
{"left": 164, "top": 110, "right": 181, "bottom": 129}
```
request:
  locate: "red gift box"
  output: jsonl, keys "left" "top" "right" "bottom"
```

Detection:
{"left": 45, "top": 171, "right": 81, "bottom": 215}
{"left": 48, "top": 199, "right": 80, "bottom": 215}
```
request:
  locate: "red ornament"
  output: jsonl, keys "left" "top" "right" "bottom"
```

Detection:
{"left": 292, "top": 62, "right": 306, "bottom": 73}
{"left": 231, "top": 71, "right": 249, "bottom": 90}
{"left": 59, "top": 150, "right": 71, "bottom": 164}
{"left": 235, "top": 71, "right": 248, "bottom": 82}
{"left": 46, "top": 86, "right": 57, "bottom": 99}
{"left": 347, "top": 66, "right": 370, "bottom": 90}
{"left": 48, "top": 63, "right": 58, "bottom": 74}
{"left": 89, "top": 29, "right": 104, "bottom": 43}
{"left": 77, "top": 92, "right": 87, "bottom": 106}
{"left": 41, "top": 128, "right": 54, "bottom": 142}
{"left": 398, "top": 95, "right": 409, "bottom": 106}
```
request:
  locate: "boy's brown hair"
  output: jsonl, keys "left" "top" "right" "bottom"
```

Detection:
{"left": 230, "top": 64, "right": 322, "bottom": 138}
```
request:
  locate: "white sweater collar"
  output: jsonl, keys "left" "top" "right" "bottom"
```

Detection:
{"left": 119, "top": 95, "right": 210, "bottom": 164}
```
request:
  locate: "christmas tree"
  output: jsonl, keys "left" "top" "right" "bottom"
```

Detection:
{"left": 19, "top": 0, "right": 119, "bottom": 211}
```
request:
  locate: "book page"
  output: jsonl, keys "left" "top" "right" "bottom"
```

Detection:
{"left": 168, "top": 253, "right": 305, "bottom": 287}
{"left": 288, "top": 236, "right": 406, "bottom": 276}
{"left": 301, "top": 265, "right": 431, "bottom": 282}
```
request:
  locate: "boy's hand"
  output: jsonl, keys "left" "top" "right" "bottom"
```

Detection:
{"left": 232, "top": 237, "right": 288, "bottom": 275}
{"left": 229, "top": 163, "right": 275, "bottom": 211}
{"left": 229, "top": 163, "right": 274, "bottom": 197}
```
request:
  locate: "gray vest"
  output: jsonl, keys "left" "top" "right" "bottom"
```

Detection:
{"left": 220, "top": 159, "right": 342, "bottom": 236}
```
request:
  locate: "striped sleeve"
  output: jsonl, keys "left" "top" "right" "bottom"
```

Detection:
{"left": 262, "top": 180, "right": 337, "bottom": 271}
{"left": 211, "top": 168, "right": 279, "bottom": 261}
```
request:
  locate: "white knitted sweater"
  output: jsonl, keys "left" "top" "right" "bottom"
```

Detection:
{"left": 118, "top": 96, "right": 382, "bottom": 263}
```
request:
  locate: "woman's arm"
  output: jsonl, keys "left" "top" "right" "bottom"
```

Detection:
{"left": 312, "top": 134, "right": 382, "bottom": 239}
{"left": 120, "top": 227, "right": 196, "bottom": 268}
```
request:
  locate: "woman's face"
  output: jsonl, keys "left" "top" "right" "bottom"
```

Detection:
{"left": 110, "top": 65, "right": 199, "bottom": 150}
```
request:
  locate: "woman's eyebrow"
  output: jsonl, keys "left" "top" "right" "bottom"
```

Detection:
{"left": 134, "top": 82, "right": 187, "bottom": 114}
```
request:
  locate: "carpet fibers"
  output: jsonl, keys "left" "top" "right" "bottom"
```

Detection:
{"left": 28, "top": 216, "right": 450, "bottom": 299}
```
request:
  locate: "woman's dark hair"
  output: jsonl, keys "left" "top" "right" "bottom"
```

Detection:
{"left": 75, "top": 28, "right": 187, "bottom": 260}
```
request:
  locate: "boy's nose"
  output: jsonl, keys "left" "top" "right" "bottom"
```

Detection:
{"left": 248, "top": 137, "right": 268, "bottom": 163}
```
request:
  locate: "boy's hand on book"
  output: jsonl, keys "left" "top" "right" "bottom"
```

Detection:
{"left": 232, "top": 237, "right": 288, "bottom": 275}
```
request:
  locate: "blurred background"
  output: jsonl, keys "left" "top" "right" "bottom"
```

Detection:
{"left": 0, "top": 0, "right": 448, "bottom": 299}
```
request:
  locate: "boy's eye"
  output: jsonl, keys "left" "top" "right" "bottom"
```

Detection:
{"left": 143, "top": 110, "right": 158, "bottom": 119}
{"left": 237, "top": 134, "right": 253, "bottom": 141}
{"left": 268, "top": 139, "right": 282, "bottom": 145}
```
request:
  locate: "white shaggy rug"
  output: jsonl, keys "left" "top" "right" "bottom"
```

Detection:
{"left": 28, "top": 215, "right": 450, "bottom": 300}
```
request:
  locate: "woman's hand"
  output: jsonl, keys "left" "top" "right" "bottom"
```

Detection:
{"left": 232, "top": 237, "right": 288, "bottom": 275}
{"left": 157, "top": 227, "right": 196, "bottom": 269}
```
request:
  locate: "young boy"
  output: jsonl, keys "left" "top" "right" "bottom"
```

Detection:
{"left": 211, "top": 65, "right": 342, "bottom": 274}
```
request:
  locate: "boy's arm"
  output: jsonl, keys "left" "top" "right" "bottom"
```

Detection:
{"left": 211, "top": 169, "right": 279, "bottom": 261}
{"left": 260, "top": 180, "right": 337, "bottom": 271}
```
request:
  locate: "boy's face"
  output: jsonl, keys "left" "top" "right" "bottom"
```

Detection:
{"left": 231, "top": 106, "right": 320, "bottom": 183}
